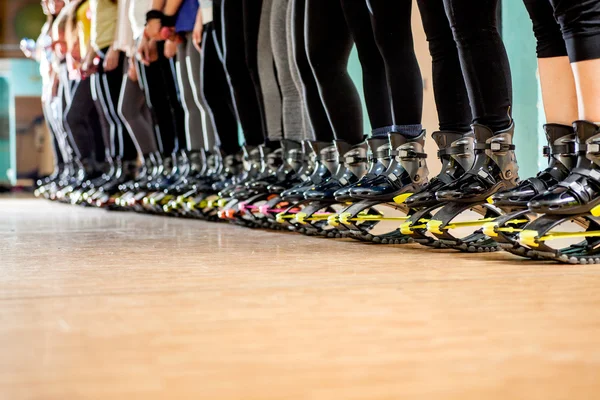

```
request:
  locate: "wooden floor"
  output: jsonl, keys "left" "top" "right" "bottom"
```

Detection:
{"left": 2, "top": 197, "right": 600, "bottom": 399}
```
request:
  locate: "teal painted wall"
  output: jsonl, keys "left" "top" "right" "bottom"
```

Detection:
{"left": 502, "top": 0, "right": 544, "bottom": 178}
{"left": 0, "top": 78, "right": 11, "bottom": 185}
{"left": 347, "top": 48, "right": 371, "bottom": 136}
{"left": 10, "top": 59, "right": 44, "bottom": 96}
{"left": 0, "top": 58, "right": 42, "bottom": 185}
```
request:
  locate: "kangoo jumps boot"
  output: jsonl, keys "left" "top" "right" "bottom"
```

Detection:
{"left": 483, "top": 124, "right": 577, "bottom": 258}
{"left": 400, "top": 130, "right": 475, "bottom": 246}
{"left": 334, "top": 131, "right": 429, "bottom": 244}
{"left": 426, "top": 123, "right": 519, "bottom": 252}
{"left": 517, "top": 121, "right": 600, "bottom": 264}
{"left": 295, "top": 139, "right": 369, "bottom": 237}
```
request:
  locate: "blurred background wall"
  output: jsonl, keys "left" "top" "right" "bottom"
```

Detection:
{"left": 0, "top": 0, "right": 48, "bottom": 188}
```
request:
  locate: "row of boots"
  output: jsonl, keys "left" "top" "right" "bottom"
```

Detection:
{"left": 35, "top": 121, "right": 600, "bottom": 239}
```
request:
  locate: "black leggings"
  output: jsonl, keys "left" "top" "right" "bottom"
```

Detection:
{"left": 303, "top": 0, "right": 423, "bottom": 144}
{"left": 418, "top": 0, "right": 511, "bottom": 132}
{"left": 524, "top": 0, "right": 600, "bottom": 62}
{"left": 367, "top": 0, "right": 423, "bottom": 130}
{"left": 304, "top": 0, "right": 364, "bottom": 145}
{"left": 139, "top": 42, "right": 185, "bottom": 156}
{"left": 416, "top": 0, "right": 471, "bottom": 133}
{"left": 202, "top": 21, "right": 240, "bottom": 155}
{"left": 64, "top": 78, "right": 106, "bottom": 162}
{"left": 222, "top": 0, "right": 267, "bottom": 147}
{"left": 292, "top": 0, "right": 332, "bottom": 142}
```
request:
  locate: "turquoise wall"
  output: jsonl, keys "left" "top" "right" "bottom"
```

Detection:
{"left": 0, "top": 58, "right": 42, "bottom": 185}
{"left": 347, "top": 48, "right": 371, "bottom": 136}
{"left": 502, "top": 0, "right": 544, "bottom": 178}
{"left": 0, "top": 78, "right": 10, "bottom": 184}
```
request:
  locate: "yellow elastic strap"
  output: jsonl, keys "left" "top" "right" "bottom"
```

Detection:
{"left": 483, "top": 218, "right": 533, "bottom": 238}
{"left": 539, "top": 230, "right": 600, "bottom": 241}
{"left": 296, "top": 212, "right": 308, "bottom": 225}
{"left": 339, "top": 212, "right": 352, "bottom": 225}
{"left": 427, "top": 220, "right": 444, "bottom": 235}
{"left": 327, "top": 214, "right": 340, "bottom": 227}
{"left": 399, "top": 222, "right": 413, "bottom": 235}
{"left": 482, "top": 222, "right": 499, "bottom": 237}
{"left": 276, "top": 213, "right": 295, "bottom": 223}
{"left": 519, "top": 230, "right": 540, "bottom": 248}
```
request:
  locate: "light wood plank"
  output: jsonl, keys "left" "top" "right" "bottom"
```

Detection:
{"left": 2, "top": 198, "right": 600, "bottom": 399}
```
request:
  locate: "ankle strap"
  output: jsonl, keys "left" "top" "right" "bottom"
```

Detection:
{"left": 543, "top": 142, "right": 578, "bottom": 157}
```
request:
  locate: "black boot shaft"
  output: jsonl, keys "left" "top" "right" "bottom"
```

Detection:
{"left": 432, "top": 130, "right": 475, "bottom": 182}
{"left": 544, "top": 124, "right": 577, "bottom": 171}
{"left": 365, "top": 136, "right": 392, "bottom": 176}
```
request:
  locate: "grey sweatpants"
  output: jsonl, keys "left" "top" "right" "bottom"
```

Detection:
{"left": 271, "top": 0, "right": 308, "bottom": 142}
{"left": 118, "top": 65, "right": 158, "bottom": 156}
{"left": 257, "top": 0, "right": 283, "bottom": 141}
{"left": 176, "top": 32, "right": 218, "bottom": 152}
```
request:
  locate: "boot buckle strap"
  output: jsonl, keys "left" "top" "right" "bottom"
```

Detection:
{"left": 586, "top": 143, "right": 600, "bottom": 155}
{"left": 344, "top": 156, "right": 368, "bottom": 165}
{"left": 393, "top": 149, "right": 428, "bottom": 159}
{"left": 373, "top": 149, "right": 390, "bottom": 160}
{"left": 543, "top": 142, "right": 579, "bottom": 157}
{"left": 439, "top": 144, "right": 471, "bottom": 158}
{"left": 287, "top": 152, "right": 306, "bottom": 163}
{"left": 476, "top": 143, "right": 515, "bottom": 152}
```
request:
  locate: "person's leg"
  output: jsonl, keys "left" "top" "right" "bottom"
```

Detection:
{"left": 416, "top": 0, "right": 471, "bottom": 133}
{"left": 366, "top": 0, "right": 423, "bottom": 137}
{"left": 64, "top": 78, "right": 96, "bottom": 162}
{"left": 286, "top": 0, "right": 309, "bottom": 140}
{"left": 118, "top": 65, "right": 159, "bottom": 157}
{"left": 160, "top": 46, "right": 188, "bottom": 154}
{"left": 292, "top": 0, "right": 324, "bottom": 140}
{"left": 50, "top": 96, "right": 72, "bottom": 166}
{"left": 140, "top": 43, "right": 185, "bottom": 156}
{"left": 491, "top": 0, "right": 577, "bottom": 207}
{"left": 59, "top": 70, "right": 82, "bottom": 160}
{"left": 431, "top": 0, "right": 519, "bottom": 202}
{"left": 242, "top": 0, "right": 268, "bottom": 141}
{"left": 550, "top": 0, "right": 600, "bottom": 122}
{"left": 176, "top": 36, "right": 205, "bottom": 152}
{"left": 258, "top": 0, "right": 284, "bottom": 142}
{"left": 42, "top": 102, "right": 63, "bottom": 171}
{"left": 57, "top": 73, "right": 77, "bottom": 163}
{"left": 526, "top": 0, "right": 600, "bottom": 216}
{"left": 86, "top": 103, "right": 108, "bottom": 165}
{"left": 100, "top": 52, "right": 138, "bottom": 162}
{"left": 305, "top": 0, "right": 363, "bottom": 145}
{"left": 271, "top": 0, "right": 304, "bottom": 142}
{"left": 222, "top": 0, "right": 266, "bottom": 146}
{"left": 90, "top": 72, "right": 114, "bottom": 160}
{"left": 522, "top": 0, "right": 577, "bottom": 125}
{"left": 442, "top": 0, "right": 512, "bottom": 132}
{"left": 202, "top": 22, "right": 240, "bottom": 155}
{"left": 339, "top": 0, "right": 393, "bottom": 137}
{"left": 185, "top": 33, "right": 218, "bottom": 151}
